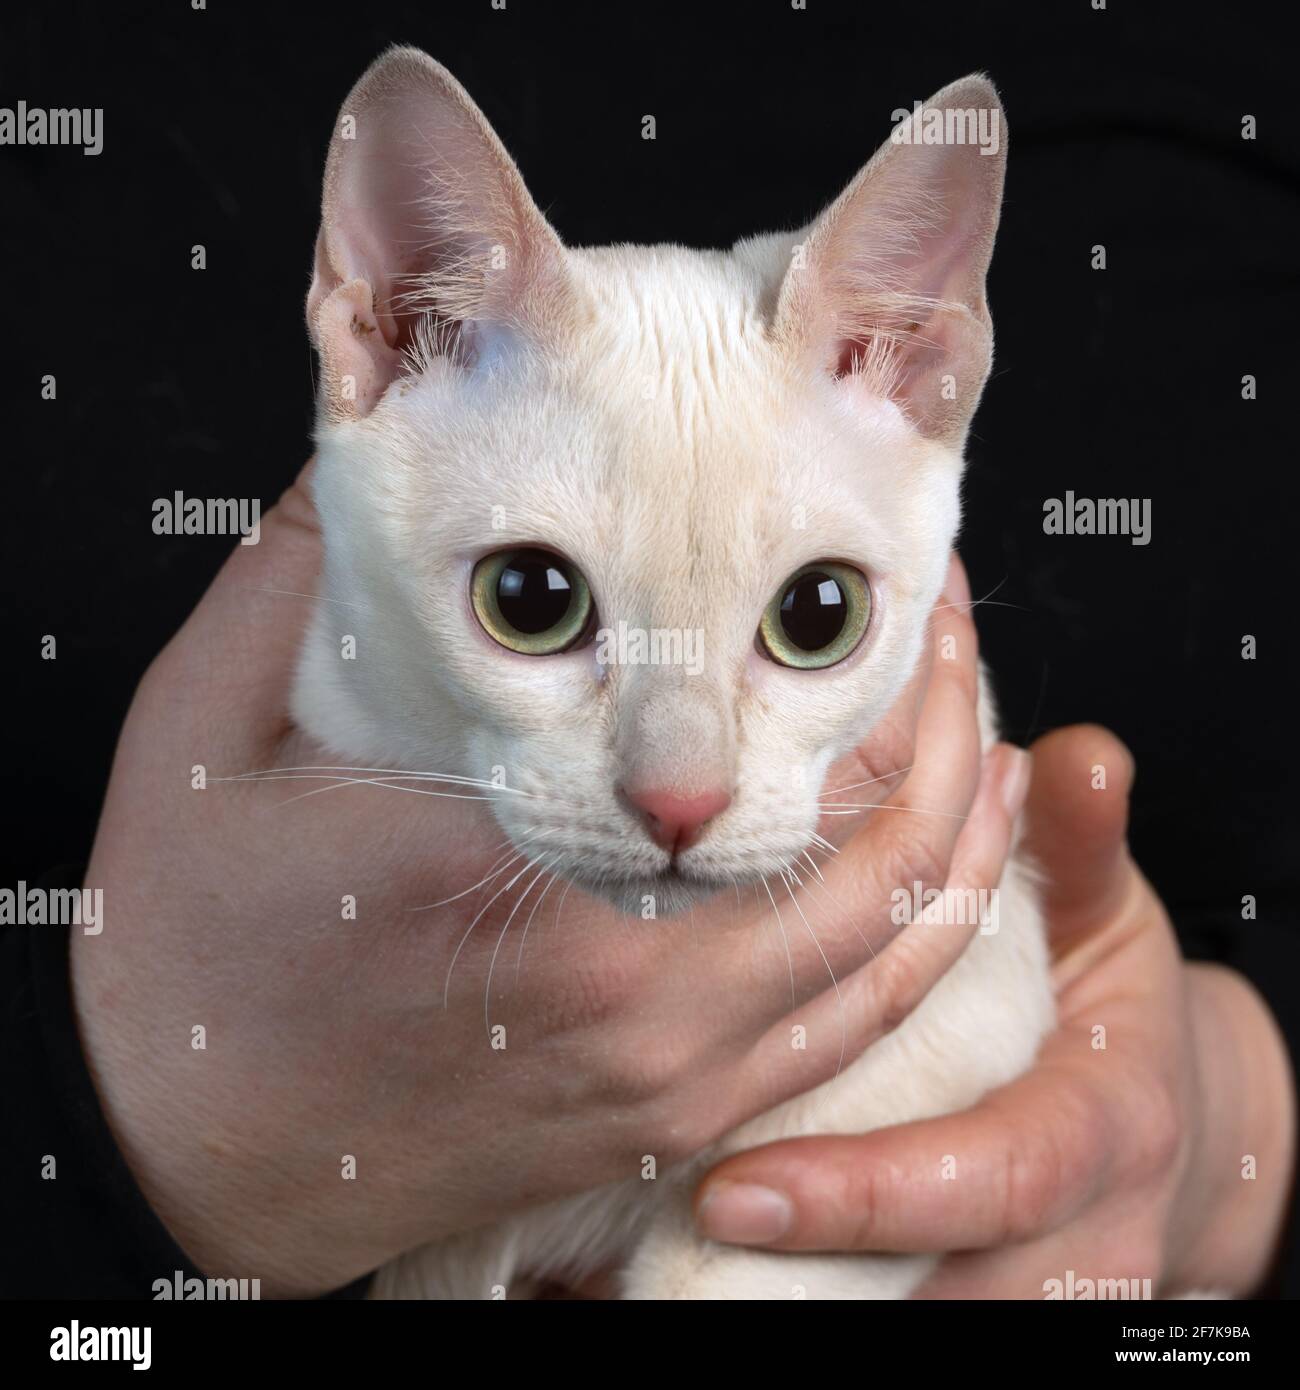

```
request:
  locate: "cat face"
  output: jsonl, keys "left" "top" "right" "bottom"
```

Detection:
{"left": 295, "top": 47, "right": 1005, "bottom": 914}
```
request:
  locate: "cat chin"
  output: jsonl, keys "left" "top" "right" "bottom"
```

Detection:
{"left": 581, "top": 870, "right": 737, "bottom": 920}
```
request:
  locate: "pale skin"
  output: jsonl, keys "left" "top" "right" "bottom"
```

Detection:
{"left": 696, "top": 726, "right": 1297, "bottom": 1297}
{"left": 73, "top": 466, "right": 1293, "bottom": 1298}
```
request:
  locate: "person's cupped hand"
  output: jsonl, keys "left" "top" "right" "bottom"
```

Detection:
{"left": 74, "top": 462, "right": 1028, "bottom": 1296}
{"left": 695, "top": 725, "right": 1296, "bottom": 1299}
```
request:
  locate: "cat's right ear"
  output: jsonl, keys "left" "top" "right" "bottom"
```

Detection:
{"left": 308, "top": 46, "right": 571, "bottom": 420}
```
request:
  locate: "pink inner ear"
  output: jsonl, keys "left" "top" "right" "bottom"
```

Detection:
{"left": 832, "top": 314, "right": 928, "bottom": 383}
{"left": 307, "top": 48, "right": 570, "bottom": 420}
{"left": 786, "top": 112, "right": 1003, "bottom": 441}
{"left": 774, "top": 75, "right": 1005, "bottom": 443}
{"left": 833, "top": 338, "right": 867, "bottom": 381}
{"left": 311, "top": 276, "right": 402, "bottom": 418}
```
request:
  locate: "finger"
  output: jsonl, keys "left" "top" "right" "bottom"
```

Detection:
{"left": 913, "top": 1194, "right": 1165, "bottom": 1299}
{"left": 930, "top": 551, "right": 979, "bottom": 707}
{"left": 830, "top": 548, "right": 972, "bottom": 797}
{"left": 738, "top": 744, "right": 1030, "bottom": 1125}
{"left": 681, "top": 553, "right": 988, "bottom": 1047}
{"left": 862, "top": 553, "right": 983, "bottom": 864}
{"left": 728, "top": 556, "right": 990, "bottom": 1048}
{"left": 839, "top": 741, "right": 1030, "bottom": 1043}
{"left": 818, "top": 553, "right": 977, "bottom": 823}
{"left": 815, "top": 559, "right": 985, "bottom": 944}
{"left": 1023, "top": 724, "right": 1135, "bottom": 952}
{"left": 696, "top": 1039, "right": 1113, "bottom": 1252}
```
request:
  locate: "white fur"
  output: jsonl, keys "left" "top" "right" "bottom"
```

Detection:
{"left": 295, "top": 50, "right": 1055, "bottom": 1298}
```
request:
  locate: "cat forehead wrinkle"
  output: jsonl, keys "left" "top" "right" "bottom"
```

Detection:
{"left": 568, "top": 246, "right": 775, "bottom": 406}
{"left": 573, "top": 245, "right": 769, "bottom": 324}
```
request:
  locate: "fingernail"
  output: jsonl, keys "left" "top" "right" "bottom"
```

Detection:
{"left": 696, "top": 1183, "right": 794, "bottom": 1245}
{"left": 998, "top": 746, "right": 1031, "bottom": 818}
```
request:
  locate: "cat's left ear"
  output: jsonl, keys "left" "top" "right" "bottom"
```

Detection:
{"left": 774, "top": 75, "right": 1006, "bottom": 449}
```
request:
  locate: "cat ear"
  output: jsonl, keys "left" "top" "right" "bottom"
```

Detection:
{"left": 774, "top": 75, "right": 1006, "bottom": 449}
{"left": 308, "top": 46, "right": 570, "bottom": 419}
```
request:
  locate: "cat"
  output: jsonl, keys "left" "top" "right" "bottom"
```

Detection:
{"left": 293, "top": 45, "right": 1055, "bottom": 1299}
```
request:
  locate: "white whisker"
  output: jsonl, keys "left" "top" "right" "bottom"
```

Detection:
{"left": 780, "top": 867, "right": 847, "bottom": 1078}
{"left": 797, "top": 862, "right": 876, "bottom": 956}
{"left": 514, "top": 867, "right": 561, "bottom": 981}
{"left": 216, "top": 766, "right": 544, "bottom": 801}
{"left": 820, "top": 804, "right": 967, "bottom": 820}
{"left": 799, "top": 849, "right": 827, "bottom": 885}
{"left": 444, "top": 857, "right": 539, "bottom": 1008}
{"left": 549, "top": 877, "right": 574, "bottom": 945}
{"left": 819, "top": 766, "right": 913, "bottom": 798}
{"left": 243, "top": 585, "right": 371, "bottom": 611}
{"left": 485, "top": 860, "right": 553, "bottom": 1034}
{"left": 409, "top": 831, "right": 556, "bottom": 911}
{"left": 257, "top": 774, "right": 518, "bottom": 808}
{"left": 761, "top": 878, "right": 797, "bottom": 1012}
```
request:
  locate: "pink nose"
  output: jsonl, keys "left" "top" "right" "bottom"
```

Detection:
{"left": 621, "top": 786, "right": 732, "bottom": 854}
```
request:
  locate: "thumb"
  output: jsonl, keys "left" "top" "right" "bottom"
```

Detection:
{"left": 1022, "top": 723, "right": 1135, "bottom": 951}
{"left": 693, "top": 1050, "right": 1102, "bottom": 1253}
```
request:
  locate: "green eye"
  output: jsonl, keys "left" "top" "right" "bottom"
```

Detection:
{"left": 471, "top": 548, "right": 594, "bottom": 655}
{"left": 758, "top": 562, "right": 871, "bottom": 669}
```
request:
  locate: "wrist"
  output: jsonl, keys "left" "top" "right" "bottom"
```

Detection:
{"left": 1173, "top": 962, "right": 1296, "bottom": 1294}
{"left": 68, "top": 923, "right": 377, "bottom": 1298}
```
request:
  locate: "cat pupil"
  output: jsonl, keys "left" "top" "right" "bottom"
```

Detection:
{"left": 498, "top": 551, "right": 573, "bottom": 634}
{"left": 779, "top": 572, "right": 846, "bottom": 651}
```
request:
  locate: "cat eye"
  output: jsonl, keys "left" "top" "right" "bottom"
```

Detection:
{"left": 471, "top": 548, "right": 595, "bottom": 655}
{"left": 758, "top": 562, "right": 871, "bottom": 669}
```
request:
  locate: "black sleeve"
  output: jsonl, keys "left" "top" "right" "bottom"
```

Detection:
{"left": 0, "top": 869, "right": 371, "bottom": 1300}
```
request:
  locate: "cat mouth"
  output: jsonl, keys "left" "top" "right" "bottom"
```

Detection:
{"left": 571, "top": 862, "right": 742, "bottom": 918}
{"left": 647, "top": 860, "right": 736, "bottom": 891}
{"left": 657, "top": 865, "right": 730, "bottom": 893}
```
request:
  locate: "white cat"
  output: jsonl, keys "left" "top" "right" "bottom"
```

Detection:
{"left": 294, "top": 46, "right": 1054, "bottom": 1299}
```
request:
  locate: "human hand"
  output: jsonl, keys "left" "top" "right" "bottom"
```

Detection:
{"left": 73, "top": 468, "right": 1025, "bottom": 1296}
{"left": 693, "top": 724, "right": 1296, "bottom": 1298}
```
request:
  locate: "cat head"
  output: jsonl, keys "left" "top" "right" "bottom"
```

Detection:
{"left": 295, "top": 46, "right": 1006, "bottom": 915}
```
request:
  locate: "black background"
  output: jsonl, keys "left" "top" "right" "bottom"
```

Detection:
{"left": 1, "top": 3, "right": 1296, "bottom": 1047}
